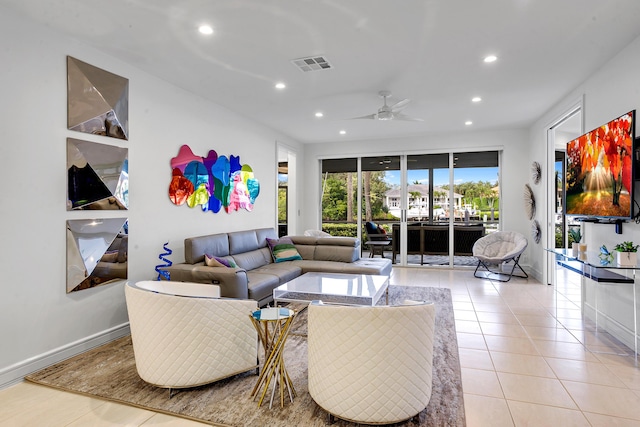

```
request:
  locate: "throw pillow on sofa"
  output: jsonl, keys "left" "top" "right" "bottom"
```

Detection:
{"left": 205, "top": 254, "right": 237, "bottom": 268}
{"left": 266, "top": 237, "right": 303, "bottom": 263}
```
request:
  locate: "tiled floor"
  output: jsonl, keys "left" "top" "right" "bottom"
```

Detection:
{"left": 2, "top": 267, "right": 640, "bottom": 426}
{"left": 390, "top": 266, "right": 640, "bottom": 427}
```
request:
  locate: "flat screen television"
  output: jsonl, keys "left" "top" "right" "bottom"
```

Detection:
{"left": 565, "top": 110, "right": 636, "bottom": 220}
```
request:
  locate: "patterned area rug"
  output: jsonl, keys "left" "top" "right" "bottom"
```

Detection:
{"left": 26, "top": 286, "right": 465, "bottom": 426}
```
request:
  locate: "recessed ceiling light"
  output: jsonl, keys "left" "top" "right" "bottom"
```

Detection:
{"left": 198, "top": 25, "right": 213, "bottom": 35}
{"left": 275, "top": 82, "right": 286, "bottom": 90}
{"left": 465, "top": 121, "right": 473, "bottom": 126}
{"left": 471, "top": 97, "right": 482, "bottom": 103}
{"left": 483, "top": 55, "right": 497, "bottom": 63}
{"left": 339, "top": 130, "right": 346, "bottom": 135}
{"left": 315, "top": 112, "right": 324, "bottom": 118}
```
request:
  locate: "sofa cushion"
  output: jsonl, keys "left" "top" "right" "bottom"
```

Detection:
{"left": 253, "top": 263, "right": 302, "bottom": 283}
{"left": 289, "top": 258, "right": 392, "bottom": 276}
{"left": 246, "top": 272, "right": 281, "bottom": 304}
{"left": 293, "top": 244, "right": 316, "bottom": 260}
{"left": 317, "top": 236, "right": 359, "bottom": 247}
{"left": 267, "top": 237, "right": 303, "bottom": 263}
{"left": 232, "top": 248, "right": 272, "bottom": 271}
{"left": 186, "top": 233, "right": 230, "bottom": 264}
{"left": 229, "top": 229, "right": 276, "bottom": 255}
{"left": 256, "top": 227, "right": 278, "bottom": 247}
{"left": 205, "top": 254, "right": 237, "bottom": 268}
{"left": 314, "top": 245, "right": 358, "bottom": 262}
{"left": 290, "top": 260, "right": 352, "bottom": 274}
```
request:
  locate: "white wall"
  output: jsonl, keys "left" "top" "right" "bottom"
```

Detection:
{"left": 0, "top": 7, "right": 302, "bottom": 386}
{"left": 302, "top": 129, "right": 531, "bottom": 256}
{"left": 528, "top": 34, "right": 640, "bottom": 347}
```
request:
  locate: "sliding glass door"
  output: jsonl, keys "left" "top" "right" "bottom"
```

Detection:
{"left": 320, "top": 150, "right": 501, "bottom": 267}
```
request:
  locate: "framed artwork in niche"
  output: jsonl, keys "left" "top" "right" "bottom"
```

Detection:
{"left": 67, "top": 56, "right": 129, "bottom": 140}
{"left": 66, "top": 218, "right": 128, "bottom": 293}
{"left": 67, "top": 138, "right": 128, "bottom": 210}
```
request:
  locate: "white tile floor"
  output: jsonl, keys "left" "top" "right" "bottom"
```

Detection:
{"left": 2, "top": 267, "right": 640, "bottom": 426}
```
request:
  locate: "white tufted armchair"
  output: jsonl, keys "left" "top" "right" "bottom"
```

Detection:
{"left": 125, "top": 280, "right": 258, "bottom": 392}
{"left": 307, "top": 300, "right": 436, "bottom": 424}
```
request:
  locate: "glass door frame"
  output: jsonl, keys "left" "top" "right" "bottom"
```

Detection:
{"left": 545, "top": 100, "right": 583, "bottom": 285}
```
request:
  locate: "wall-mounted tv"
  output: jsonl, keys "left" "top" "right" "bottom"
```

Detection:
{"left": 565, "top": 110, "right": 635, "bottom": 220}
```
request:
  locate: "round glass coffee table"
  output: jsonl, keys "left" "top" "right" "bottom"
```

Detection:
{"left": 249, "top": 307, "right": 297, "bottom": 408}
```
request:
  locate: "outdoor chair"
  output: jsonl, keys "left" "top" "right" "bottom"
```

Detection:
{"left": 472, "top": 231, "right": 528, "bottom": 282}
{"left": 364, "top": 221, "right": 392, "bottom": 258}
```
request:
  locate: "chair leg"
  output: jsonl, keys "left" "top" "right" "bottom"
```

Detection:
{"left": 474, "top": 255, "right": 528, "bottom": 282}
{"left": 508, "top": 254, "right": 529, "bottom": 280}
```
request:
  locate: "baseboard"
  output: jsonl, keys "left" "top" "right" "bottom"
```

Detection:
{"left": 0, "top": 323, "right": 130, "bottom": 390}
{"left": 583, "top": 303, "right": 636, "bottom": 352}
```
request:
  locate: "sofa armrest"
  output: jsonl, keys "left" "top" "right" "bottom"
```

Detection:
{"left": 190, "top": 266, "right": 250, "bottom": 299}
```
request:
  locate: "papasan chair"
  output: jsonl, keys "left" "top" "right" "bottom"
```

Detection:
{"left": 472, "top": 231, "right": 528, "bottom": 282}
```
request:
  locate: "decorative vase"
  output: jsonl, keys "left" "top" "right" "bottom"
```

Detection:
{"left": 572, "top": 243, "right": 579, "bottom": 257}
{"left": 578, "top": 243, "right": 587, "bottom": 253}
{"left": 616, "top": 251, "right": 637, "bottom": 267}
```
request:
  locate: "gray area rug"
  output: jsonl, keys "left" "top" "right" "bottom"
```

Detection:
{"left": 26, "top": 286, "right": 465, "bottom": 426}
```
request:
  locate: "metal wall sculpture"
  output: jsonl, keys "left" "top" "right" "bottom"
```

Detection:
{"left": 169, "top": 145, "right": 260, "bottom": 213}
{"left": 66, "top": 218, "right": 128, "bottom": 293}
{"left": 67, "top": 138, "right": 128, "bottom": 210}
{"left": 67, "top": 56, "right": 129, "bottom": 140}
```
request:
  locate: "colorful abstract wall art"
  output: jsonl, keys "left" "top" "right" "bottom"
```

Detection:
{"left": 169, "top": 145, "right": 260, "bottom": 213}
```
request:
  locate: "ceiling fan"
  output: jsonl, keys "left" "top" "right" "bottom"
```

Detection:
{"left": 351, "top": 90, "right": 423, "bottom": 122}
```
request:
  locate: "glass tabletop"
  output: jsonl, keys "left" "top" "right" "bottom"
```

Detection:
{"left": 273, "top": 272, "right": 389, "bottom": 306}
{"left": 252, "top": 307, "right": 294, "bottom": 321}
{"left": 546, "top": 247, "right": 640, "bottom": 269}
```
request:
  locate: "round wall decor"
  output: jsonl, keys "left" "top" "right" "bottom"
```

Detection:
{"left": 531, "top": 161, "right": 541, "bottom": 185}
{"left": 524, "top": 184, "right": 536, "bottom": 220}
{"left": 531, "top": 219, "right": 541, "bottom": 244}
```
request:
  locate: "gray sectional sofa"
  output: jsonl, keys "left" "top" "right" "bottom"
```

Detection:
{"left": 161, "top": 227, "right": 392, "bottom": 306}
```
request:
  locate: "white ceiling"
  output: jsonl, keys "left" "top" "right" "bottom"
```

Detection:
{"left": 4, "top": 0, "right": 640, "bottom": 144}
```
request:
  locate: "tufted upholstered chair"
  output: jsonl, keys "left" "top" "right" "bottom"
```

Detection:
{"left": 307, "top": 300, "right": 436, "bottom": 424}
{"left": 472, "top": 231, "right": 528, "bottom": 282}
{"left": 125, "top": 280, "right": 258, "bottom": 392}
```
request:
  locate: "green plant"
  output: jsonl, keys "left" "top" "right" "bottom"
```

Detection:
{"left": 614, "top": 241, "right": 639, "bottom": 252}
{"left": 568, "top": 227, "right": 581, "bottom": 244}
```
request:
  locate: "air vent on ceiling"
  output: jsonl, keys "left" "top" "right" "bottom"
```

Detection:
{"left": 291, "top": 56, "right": 332, "bottom": 72}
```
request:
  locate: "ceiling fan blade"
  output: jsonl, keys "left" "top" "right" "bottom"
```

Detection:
{"left": 390, "top": 98, "right": 410, "bottom": 112}
{"left": 349, "top": 113, "right": 378, "bottom": 120}
{"left": 392, "top": 113, "right": 423, "bottom": 122}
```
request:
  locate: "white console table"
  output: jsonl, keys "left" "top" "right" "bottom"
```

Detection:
{"left": 547, "top": 248, "right": 638, "bottom": 356}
